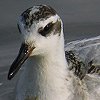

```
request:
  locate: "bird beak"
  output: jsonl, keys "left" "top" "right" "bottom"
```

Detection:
{"left": 8, "top": 43, "right": 35, "bottom": 80}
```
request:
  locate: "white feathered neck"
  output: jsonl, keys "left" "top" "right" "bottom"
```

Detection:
{"left": 15, "top": 33, "right": 73, "bottom": 100}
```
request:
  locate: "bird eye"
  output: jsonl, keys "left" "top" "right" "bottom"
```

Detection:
{"left": 38, "top": 22, "right": 54, "bottom": 36}
{"left": 17, "top": 24, "right": 21, "bottom": 33}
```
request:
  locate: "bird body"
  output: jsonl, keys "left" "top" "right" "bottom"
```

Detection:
{"left": 8, "top": 5, "right": 100, "bottom": 100}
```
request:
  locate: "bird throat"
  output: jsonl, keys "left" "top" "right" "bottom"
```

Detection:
{"left": 16, "top": 51, "right": 72, "bottom": 100}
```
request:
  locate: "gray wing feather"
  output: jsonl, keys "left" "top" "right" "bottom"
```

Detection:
{"left": 65, "top": 35, "right": 100, "bottom": 79}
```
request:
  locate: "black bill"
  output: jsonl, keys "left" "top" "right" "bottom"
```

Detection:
{"left": 8, "top": 43, "right": 35, "bottom": 80}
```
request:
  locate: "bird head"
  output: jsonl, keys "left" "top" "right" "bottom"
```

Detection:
{"left": 8, "top": 5, "right": 64, "bottom": 80}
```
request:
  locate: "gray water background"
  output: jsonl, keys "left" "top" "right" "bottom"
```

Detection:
{"left": 0, "top": 0, "right": 100, "bottom": 100}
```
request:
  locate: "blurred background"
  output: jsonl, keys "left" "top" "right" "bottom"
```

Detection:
{"left": 0, "top": 0, "right": 100, "bottom": 100}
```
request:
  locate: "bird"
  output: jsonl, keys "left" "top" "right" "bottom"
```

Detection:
{"left": 8, "top": 5, "right": 100, "bottom": 100}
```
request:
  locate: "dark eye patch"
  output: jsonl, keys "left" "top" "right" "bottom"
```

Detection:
{"left": 17, "top": 24, "right": 21, "bottom": 33}
{"left": 38, "top": 22, "right": 54, "bottom": 36}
